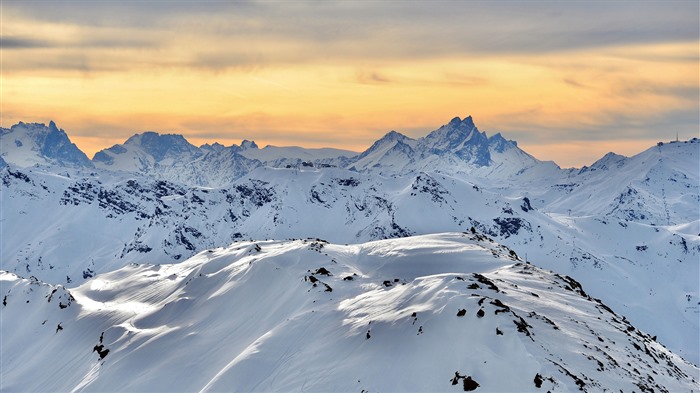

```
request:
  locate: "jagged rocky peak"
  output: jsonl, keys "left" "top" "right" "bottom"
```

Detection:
{"left": 200, "top": 142, "right": 226, "bottom": 153}
{"left": 0, "top": 120, "right": 92, "bottom": 168}
{"left": 488, "top": 132, "right": 518, "bottom": 153}
{"left": 419, "top": 115, "right": 491, "bottom": 165}
{"left": 423, "top": 115, "right": 487, "bottom": 149}
{"left": 240, "top": 140, "right": 258, "bottom": 150}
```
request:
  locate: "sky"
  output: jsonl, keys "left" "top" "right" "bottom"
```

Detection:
{"left": 2, "top": 1, "right": 698, "bottom": 167}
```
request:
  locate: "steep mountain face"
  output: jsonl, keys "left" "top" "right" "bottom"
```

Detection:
{"left": 1, "top": 234, "right": 697, "bottom": 392}
{"left": 0, "top": 121, "right": 92, "bottom": 168}
{"left": 417, "top": 116, "right": 491, "bottom": 165}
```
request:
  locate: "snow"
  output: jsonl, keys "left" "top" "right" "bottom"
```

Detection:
{"left": 1, "top": 117, "right": 699, "bottom": 389}
{"left": 1, "top": 234, "right": 697, "bottom": 392}
{"left": 239, "top": 145, "right": 356, "bottom": 161}
{"left": 0, "top": 121, "right": 92, "bottom": 168}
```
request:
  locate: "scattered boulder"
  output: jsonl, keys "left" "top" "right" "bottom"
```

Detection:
{"left": 457, "top": 309, "right": 467, "bottom": 317}
{"left": 463, "top": 376, "right": 480, "bottom": 391}
{"left": 451, "top": 372, "right": 480, "bottom": 391}
{"left": 315, "top": 267, "right": 331, "bottom": 276}
{"left": 534, "top": 373, "right": 543, "bottom": 388}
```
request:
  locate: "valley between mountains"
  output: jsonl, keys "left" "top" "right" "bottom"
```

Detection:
{"left": 1, "top": 116, "right": 698, "bottom": 391}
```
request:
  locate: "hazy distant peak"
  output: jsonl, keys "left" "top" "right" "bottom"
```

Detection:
{"left": 240, "top": 140, "right": 259, "bottom": 150}
{"left": 122, "top": 131, "right": 199, "bottom": 161}
{"left": 0, "top": 120, "right": 92, "bottom": 168}
{"left": 587, "top": 151, "right": 628, "bottom": 171}
{"left": 381, "top": 130, "right": 411, "bottom": 142}
{"left": 200, "top": 142, "right": 225, "bottom": 150}
{"left": 488, "top": 132, "right": 518, "bottom": 152}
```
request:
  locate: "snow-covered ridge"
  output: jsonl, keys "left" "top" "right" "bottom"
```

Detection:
{"left": 1, "top": 117, "right": 698, "bottom": 367}
{"left": 1, "top": 233, "right": 696, "bottom": 392}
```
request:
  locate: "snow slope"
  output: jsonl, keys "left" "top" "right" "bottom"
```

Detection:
{"left": 1, "top": 233, "right": 697, "bottom": 392}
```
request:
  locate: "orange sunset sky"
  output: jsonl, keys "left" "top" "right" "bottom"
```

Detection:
{"left": 2, "top": 1, "right": 698, "bottom": 167}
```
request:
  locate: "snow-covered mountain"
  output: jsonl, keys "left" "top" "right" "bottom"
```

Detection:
{"left": 346, "top": 116, "right": 558, "bottom": 181}
{"left": 0, "top": 121, "right": 92, "bottom": 168}
{"left": 1, "top": 116, "right": 698, "bottom": 378}
{"left": 534, "top": 140, "right": 700, "bottom": 225}
{"left": 1, "top": 117, "right": 554, "bottom": 186}
{"left": 2, "top": 234, "right": 697, "bottom": 392}
{"left": 91, "top": 132, "right": 261, "bottom": 187}
{"left": 2, "top": 157, "right": 698, "bottom": 365}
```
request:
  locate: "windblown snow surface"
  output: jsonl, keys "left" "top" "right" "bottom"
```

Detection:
{"left": 1, "top": 234, "right": 697, "bottom": 392}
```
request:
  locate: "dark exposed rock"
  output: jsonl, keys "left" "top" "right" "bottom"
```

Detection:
{"left": 315, "top": 267, "right": 331, "bottom": 276}
{"left": 473, "top": 273, "right": 499, "bottom": 292}
{"left": 533, "top": 373, "right": 543, "bottom": 388}
{"left": 463, "top": 376, "right": 480, "bottom": 391}
{"left": 93, "top": 344, "right": 110, "bottom": 360}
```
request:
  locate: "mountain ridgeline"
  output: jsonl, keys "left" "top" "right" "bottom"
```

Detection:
{"left": 1, "top": 116, "right": 699, "bottom": 389}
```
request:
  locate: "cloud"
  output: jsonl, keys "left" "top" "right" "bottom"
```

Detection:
{"left": 4, "top": 1, "right": 698, "bottom": 71}
{"left": 563, "top": 78, "right": 591, "bottom": 89}
{"left": 356, "top": 71, "right": 392, "bottom": 85}
{"left": 2, "top": 36, "right": 54, "bottom": 49}
{"left": 491, "top": 107, "right": 699, "bottom": 145}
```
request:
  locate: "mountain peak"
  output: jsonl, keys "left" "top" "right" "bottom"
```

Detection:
{"left": 0, "top": 121, "right": 92, "bottom": 168}
{"left": 381, "top": 130, "right": 410, "bottom": 142}
{"left": 448, "top": 116, "right": 462, "bottom": 127}
{"left": 488, "top": 132, "right": 518, "bottom": 153}
{"left": 122, "top": 132, "right": 199, "bottom": 162}
{"left": 241, "top": 140, "right": 258, "bottom": 150}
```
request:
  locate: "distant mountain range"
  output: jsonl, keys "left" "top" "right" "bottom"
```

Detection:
{"left": 1, "top": 116, "right": 698, "bottom": 389}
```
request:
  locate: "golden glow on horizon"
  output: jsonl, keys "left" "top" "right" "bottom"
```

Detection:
{"left": 3, "top": 11, "right": 698, "bottom": 167}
